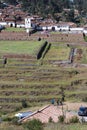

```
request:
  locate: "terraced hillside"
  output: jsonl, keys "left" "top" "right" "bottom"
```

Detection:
{"left": 0, "top": 30, "right": 85, "bottom": 43}
{"left": 0, "top": 39, "right": 87, "bottom": 115}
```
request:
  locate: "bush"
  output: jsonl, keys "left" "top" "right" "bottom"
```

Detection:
{"left": 49, "top": 117, "right": 53, "bottom": 123}
{"left": 2, "top": 117, "right": 12, "bottom": 122}
{"left": 2, "top": 116, "right": 19, "bottom": 125}
{"left": 11, "top": 117, "right": 19, "bottom": 125}
{"left": 21, "top": 99, "right": 28, "bottom": 108}
{"left": 82, "top": 97, "right": 87, "bottom": 102}
{"left": 15, "top": 106, "right": 22, "bottom": 112}
{"left": 23, "top": 119, "right": 43, "bottom": 130}
{"left": 58, "top": 115, "right": 65, "bottom": 123}
{"left": 69, "top": 116, "right": 79, "bottom": 123}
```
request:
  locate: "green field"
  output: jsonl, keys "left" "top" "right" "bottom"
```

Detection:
{"left": 44, "top": 43, "right": 70, "bottom": 61}
{"left": 44, "top": 123, "right": 87, "bottom": 130}
{"left": 0, "top": 41, "right": 43, "bottom": 56}
{"left": 81, "top": 47, "right": 87, "bottom": 63}
{"left": 72, "top": 46, "right": 87, "bottom": 64}
{"left": 6, "top": 27, "right": 25, "bottom": 32}
{"left": 1, "top": 122, "right": 87, "bottom": 130}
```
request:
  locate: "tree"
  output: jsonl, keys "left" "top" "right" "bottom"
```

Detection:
{"left": 23, "top": 119, "right": 43, "bottom": 130}
{"left": 2, "top": 0, "right": 87, "bottom": 22}
{"left": 3, "top": 0, "right": 17, "bottom": 5}
{"left": 68, "top": 9, "right": 75, "bottom": 22}
{"left": 60, "top": 87, "right": 65, "bottom": 102}
{"left": 14, "top": 15, "right": 17, "bottom": 28}
{"left": 21, "top": 0, "right": 68, "bottom": 16}
{"left": 74, "top": 0, "right": 87, "bottom": 15}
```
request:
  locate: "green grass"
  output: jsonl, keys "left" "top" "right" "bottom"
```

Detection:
{"left": 0, "top": 123, "right": 24, "bottom": 130}
{"left": 1, "top": 122, "right": 87, "bottom": 130}
{"left": 6, "top": 27, "right": 25, "bottom": 32}
{"left": 50, "top": 31, "right": 61, "bottom": 34}
{"left": 0, "top": 41, "right": 43, "bottom": 55}
{"left": 84, "top": 36, "right": 87, "bottom": 42}
{"left": 44, "top": 123, "right": 87, "bottom": 130}
{"left": 44, "top": 44, "right": 70, "bottom": 60}
{"left": 72, "top": 46, "right": 87, "bottom": 64}
{"left": 81, "top": 47, "right": 87, "bottom": 63}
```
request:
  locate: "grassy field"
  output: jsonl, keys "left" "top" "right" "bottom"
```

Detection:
{"left": 71, "top": 46, "right": 87, "bottom": 64}
{"left": 44, "top": 123, "right": 87, "bottom": 130}
{"left": 1, "top": 122, "right": 87, "bottom": 130}
{"left": 44, "top": 43, "right": 70, "bottom": 61}
{"left": 81, "top": 47, "right": 87, "bottom": 63}
{"left": 5, "top": 27, "right": 25, "bottom": 32}
{"left": 0, "top": 41, "right": 43, "bottom": 56}
{"left": 50, "top": 31, "right": 61, "bottom": 34}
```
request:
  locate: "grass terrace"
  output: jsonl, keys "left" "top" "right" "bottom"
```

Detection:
{"left": 0, "top": 40, "right": 44, "bottom": 57}
{"left": 43, "top": 43, "right": 70, "bottom": 61}
{"left": 81, "top": 47, "right": 87, "bottom": 64}
{"left": 50, "top": 31, "right": 61, "bottom": 34}
{"left": 73, "top": 46, "right": 87, "bottom": 64}
{"left": 5, "top": 27, "right": 25, "bottom": 32}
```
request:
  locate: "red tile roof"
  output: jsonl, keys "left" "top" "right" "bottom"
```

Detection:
{"left": 19, "top": 105, "right": 75, "bottom": 123}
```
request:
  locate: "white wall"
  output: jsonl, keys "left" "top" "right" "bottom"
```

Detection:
{"left": 70, "top": 28, "right": 83, "bottom": 31}
{"left": 8, "top": 22, "right": 15, "bottom": 27}
{"left": 0, "top": 22, "right": 7, "bottom": 26}
{"left": 83, "top": 30, "right": 87, "bottom": 34}
{"left": 17, "top": 24, "right": 25, "bottom": 28}
{"left": 42, "top": 25, "right": 69, "bottom": 31}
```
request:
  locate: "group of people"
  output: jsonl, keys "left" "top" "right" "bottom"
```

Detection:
{"left": 51, "top": 98, "right": 63, "bottom": 106}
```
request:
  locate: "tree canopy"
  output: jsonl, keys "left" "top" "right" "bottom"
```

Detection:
{"left": 1, "top": 0, "right": 87, "bottom": 22}
{"left": 1, "top": 0, "right": 87, "bottom": 16}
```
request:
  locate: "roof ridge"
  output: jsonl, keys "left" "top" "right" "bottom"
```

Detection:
{"left": 19, "top": 105, "right": 50, "bottom": 122}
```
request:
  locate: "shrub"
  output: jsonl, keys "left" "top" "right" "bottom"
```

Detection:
{"left": 49, "top": 117, "right": 53, "bottom": 123}
{"left": 58, "top": 115, "right": 65, "bottom": 123}
{"left": 2, "top": 116, "right": 19, "bottom": 125}
{"left": 29, "top": 29, "right": 37, "bottom": 35}
{"left": 15, "top": 106, "right": 22, "bottom": 112}
{"left": 21, "top": 99, "right": 28, "bottom": 108}
{"left": 11, "top": 117, "right": 19, "bottom": 125}
{"left": 69, "top": 116, "right": 79, "bottom": 123}
{"left": 23, "top": 119, "right": 43, "bottom": 130}
{"left": 2, "top": 117, "right": 12, "bottom": 122}
{"left": 82, "top": 97, "right": 87, "bottom": 102}
{"left": 69, "top": 70, "right": 79, "bottom": 75}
